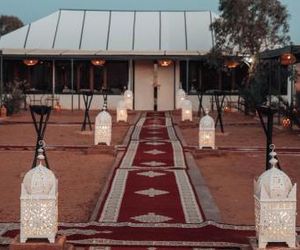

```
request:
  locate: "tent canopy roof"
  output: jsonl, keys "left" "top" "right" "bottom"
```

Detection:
{"left": 0, "top": 9, "right": 216, "bottom": 57}
{"left": 260, "top": 45, "right": 300, "bottom": 60}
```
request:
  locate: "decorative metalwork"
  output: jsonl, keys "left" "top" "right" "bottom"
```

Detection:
{"left": 94, "top": 110, "right": 112, "bottom": 146}
{"left": 176, "top": 89, "right": 186, "bottom": 110}
{"left": 91, "top": 59, "right": 106, "bottom": 66}
{"left": 124, "top": 90, "right": 133, "bottom": 110}
{"left": 181, "top": 99, "right": 193, "bottom": 121}
{"left": 20, "top": 148, "right": 58, "bottom": 243}
{"left": 280, "top": 53, "right": 296, "bottom": 66}
{"left": 117, "top": 100, "right": 127, "bottom": 122}
{"left": 199, "top": 109, "right": 215, "bottom": 149}
{"left": 282, "top": 117, "right": 291, "bottom": 128}
{"left": 158, "top": 59, "right": 172, "bottom": 67}
{"left": 254, "top": 145, "right": 297, "bottom": 248}
{"left": 23, "top": 59, "right": 39, "bottom": 66}
{"left": 29, "top": 105, "right": 51, "bottom": 168}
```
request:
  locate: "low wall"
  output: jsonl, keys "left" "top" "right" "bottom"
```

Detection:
{"left": 25, "top": 94, "right": 289, "bottom": 111}
{"left": 25, "top": 94, "right": 123, "bottom": 110}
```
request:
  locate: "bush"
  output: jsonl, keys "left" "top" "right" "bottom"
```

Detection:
{"left": 3, "top": 79, "right": 28, "bottom": 115}
{"left": 239, "top": 64, "right": 270, "bottom": 114}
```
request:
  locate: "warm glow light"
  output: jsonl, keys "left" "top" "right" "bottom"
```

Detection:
{"left": 225, "top": 59, "right": 239, "bottom": 69}
{"left": 0, "top": 105, "right": 7, "bottom": 117}
{"left": 282, "top": 117, "right": 291, "bottom": 128}
{"left": 124, "top": 90, "right": 133, "bottom": 110}
{"left": 158, "top": 59, "right": 172, "bottom": 67}
{"left": 54, "top": 101, "right": 61, "bottom": 112}
{"left": 280, "top": 53, "right": 296, "bottom": 66}
{"left": 23, "top": 59, "right": 39, "bottom": 66}
{"left": 224, "top": 106, "right": 231, "bottom": 112}
{"left": 117, "top": 100, "right": 128, "bottom": 122}
{"left": 91, "top": 59, "right": 106, "bottom": 66}
{"left": 181, "top": 100, "right": 193, "bottom": 121}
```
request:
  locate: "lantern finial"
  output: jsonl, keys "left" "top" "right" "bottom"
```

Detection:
{"left": 204, "top": 108, "right": 209, "bottom": 115}
{"left": 37, "top": 141, "right": 45, "bottom": 165}
{"left": 269, "top": 144, "right": 278, "bottom": 168}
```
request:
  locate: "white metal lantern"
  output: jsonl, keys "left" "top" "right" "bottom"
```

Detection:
{"left": 181, "top": 99, "right": 193, "bottom": 121}
{"left": 176, "top": 89, "right": 186, "bottom": 109}
{"left": 199, "top": 109, "right": 215, "bottom": 149}
{"left": 20, "top": 149, "right": 58, "bottom": 243}
{"left": 94, "top": 110, "right": 112, "bottom": 146}
{"left": 117, "top": 100, "right": 127, "bottom": 122}
{"left": 254, "top": 147, "right": 297, "bottom": 248}
{"left": 124, "top": 90, "right": 133, "bottom": 110}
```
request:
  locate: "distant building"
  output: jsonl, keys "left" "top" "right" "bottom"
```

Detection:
{"left": 0, "top": 9, "right": 248, "bottom": 110}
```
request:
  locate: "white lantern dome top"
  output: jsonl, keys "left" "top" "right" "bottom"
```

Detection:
{"left": 256, "top": 147, "right": 292, "bottom": 199}
{"left": 177, "top": 89, "right": 186, "bottom": 97}
{"left": 124, "top": 90, "right": 133, "bottom": 98}
{"left": 200, "top": 109, "right": 215, "bottom": 129}
{"left": 97, "top": 110, "right": 112, "bottom": 123}
{"left": 23, "top": 149, "right": 56, "bottom": 195}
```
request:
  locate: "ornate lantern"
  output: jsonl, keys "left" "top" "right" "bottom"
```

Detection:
{"left": 280, "top": 53, "right": 296, "bottom": 66}
{"left": 0, "top": 105, "right": 7, "bottom": 117}
{"left": 117, "top": 100, "right": 127, "bottom": 122}
{"left": 254, "top": 146, "right": 297, "bottom": 248}
{"left": 181, "top": 99, "right": 193, "bottom": 121}
{"left": 282, "top": 117, "right": 291, "bottom": 128}
{"left": 158, "top": 59, "right": 172, "bottom": 67}
{"left": 23, "top": 59, "right": 39, "bottom": 66}
{"left": 199, "top": 109, "right": 215, "bottom": 149}
{"left": 224, "top": 105, "right": 231, "bottom": 112}
{"left": 20, "top": 148, "right": 58, "bottom": 243}
{"left": 91, "top": 59, "right": 106, "bottom": 66}
{"left": 224, "top": 59, "right": 239, "bottom": 69}
{"left": 53, "top": 101, "right": 61, "bottom": 112}
{"left": 94, "top": 110, "right": 112, "bottom": 146}
{"left": 124, "top": 90, "right": 133, "bottom": 110}
{"left": 176, "top": 89, "right": 186, "bottom": 109}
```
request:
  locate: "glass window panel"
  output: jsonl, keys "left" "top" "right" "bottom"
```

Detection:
{"left": 108, "top": 12, "right": 134, "bottom": 50}
{"left": 54, "top": 10, "right": 84, "bottom": 50}
{"left": 134, "top": 12, "right": 159, "bottom": 50}
{"left": 26, "top": 12, "right": 59, "bottom": 49}
{"left": 81, "top": 11, "right": 110, "bottom": 50}
{"left": 161, "top": 12, "right": 186, "bottom": 50}
{"left": 107, "top": 61, "right": 128, "bottom": 94}
{"left": 0, "top": 25, "right": 28, "bottom": 48}
{"left": 186, "top": 11, "right": 213, "bottom": 51}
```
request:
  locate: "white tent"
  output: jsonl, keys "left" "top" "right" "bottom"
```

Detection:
{"left": 0, "top": 9, "right": 217, "bottom": 55}
{"left": 0, "top": 9, "right": 219, "bottom": 111}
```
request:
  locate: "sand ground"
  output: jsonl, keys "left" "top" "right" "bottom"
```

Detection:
{"left": 0, "top": 109, "right": 299, "bottom": 226}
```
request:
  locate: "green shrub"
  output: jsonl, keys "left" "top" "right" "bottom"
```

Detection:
{"left": 3, "top": 79, "right": 28, "bottom": 115}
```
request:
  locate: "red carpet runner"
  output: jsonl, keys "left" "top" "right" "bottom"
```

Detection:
{"left": 0, "top": 112, "right": 255, "bottom": 249}
{"left": 98, "top": 112, "right": 202, "bottom": 224}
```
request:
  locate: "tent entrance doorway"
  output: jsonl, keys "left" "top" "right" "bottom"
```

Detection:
{"left": 134, "top": 60, "right": 174, "bottom": 111}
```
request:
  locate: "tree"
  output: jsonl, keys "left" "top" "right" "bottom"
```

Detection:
{"left": 210, "top": 0, "right": 290, "bottom": 113}
{"left": 0, "top": 15, "right": 24, "bottom": 36}
{"left": 211, "top": 0, "right": 290, "bottom": 71}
